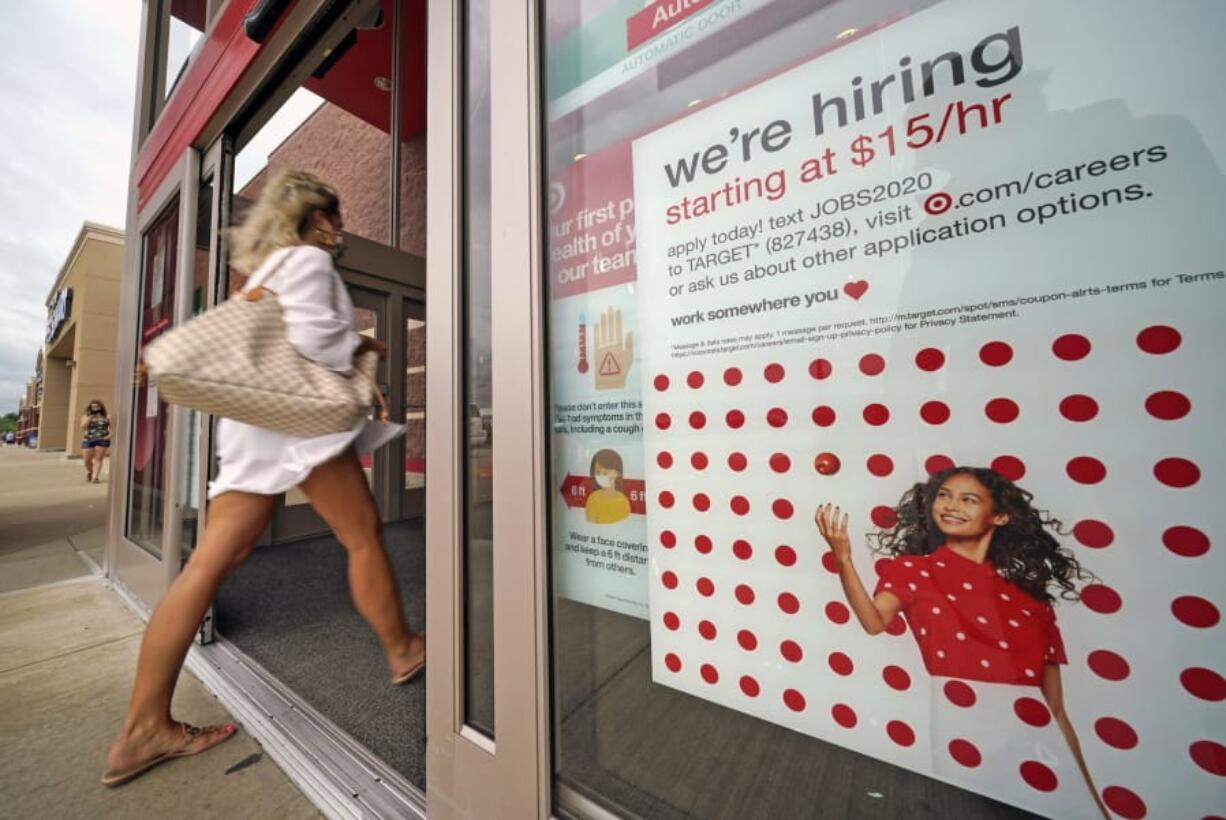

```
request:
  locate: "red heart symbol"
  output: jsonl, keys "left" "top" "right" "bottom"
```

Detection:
{"left": 844, "top": 280, "right": 869, "bottom": 300}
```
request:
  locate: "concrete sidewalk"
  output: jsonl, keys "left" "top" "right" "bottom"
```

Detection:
{"left": 0, "top": 448, "right": 321, "bottom": 818}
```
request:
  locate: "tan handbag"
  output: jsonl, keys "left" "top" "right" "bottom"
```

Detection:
{"left": 142, "top": 248, "right": 389, "bottom": 438}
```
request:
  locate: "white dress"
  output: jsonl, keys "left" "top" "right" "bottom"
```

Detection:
{"left": 207, "top": 245, "right": 404, "bottom": 499}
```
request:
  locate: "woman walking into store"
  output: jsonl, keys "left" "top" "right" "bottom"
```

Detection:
{"left": 102, "top": 170, "right": 425, "bottom": 787}
{"left": 79, "top": 400, "right": 112, "bottom": 482}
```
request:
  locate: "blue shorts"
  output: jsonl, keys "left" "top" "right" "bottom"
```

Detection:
{"left": 82, "top": 439, "right": 111, "bottom": 450}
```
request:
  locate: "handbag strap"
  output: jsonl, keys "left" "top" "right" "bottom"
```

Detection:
{"left": 242, "top": 246, "right": 299, "bottom": 300}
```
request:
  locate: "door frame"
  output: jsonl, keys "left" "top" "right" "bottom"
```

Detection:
{"left": 423, "top": 0, "right": 552, "bottom": 817}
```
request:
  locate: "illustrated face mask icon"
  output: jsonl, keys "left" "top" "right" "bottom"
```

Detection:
{"left": 594, "top": 471, "right": 615, "bottom": 489}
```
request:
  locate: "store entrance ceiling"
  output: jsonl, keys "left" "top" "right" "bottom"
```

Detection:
{"left": 304, "top": 0, "right": 427, "bottom": 139}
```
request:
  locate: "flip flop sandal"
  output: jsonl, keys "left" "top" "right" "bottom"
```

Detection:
{"left": 100, "top": 722, "right": 238, "bottom": 787}
{"left": 391, "top": 657, "right": 426, "bottom": 686}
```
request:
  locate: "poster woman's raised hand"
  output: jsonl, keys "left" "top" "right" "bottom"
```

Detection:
{"left": 814, "top": 503, "right": 903, "bottom": 636}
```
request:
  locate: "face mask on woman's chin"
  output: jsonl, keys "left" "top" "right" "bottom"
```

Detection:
{"left": 329, "top": 237, "right": 347, "bottom": 261}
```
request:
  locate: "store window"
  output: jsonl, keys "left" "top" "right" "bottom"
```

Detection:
{"left": 148, "top": 0, "right": 209, "bottom": 127}
{"left": 543, "top": 2, "right": 1226, "bottom": 819}
{"left": 128, "top": 198, "right": 179, "bottom": 555}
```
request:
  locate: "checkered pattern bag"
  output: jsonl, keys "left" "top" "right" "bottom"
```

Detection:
{"left": 142, "top": 252, "right": 385, "bottom": 438}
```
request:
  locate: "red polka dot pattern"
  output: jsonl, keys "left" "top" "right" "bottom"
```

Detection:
{"left": 990, "top": 455, "right": 1025, "bottom": 482}
{"left": 780, "top": 640, "right": 803, "bottom": 662}
{"left": 867, "top": 454, "right": 894, "bottom": 477}
{"left": 1059, "top": 394, "right": 1099, "bottom": 422}
{"left": 723, "top": 367, "right": 742, "bottom": 386}
{"left": 831, "top": 704, "right": 857, "bottom": 728}
{"left": 915, "top": 347, "right": 945, "bottom": 371}
{"left": 700, "top": 664, "right": 719, "bottom": 684}
{"left": 694, "top": 535, "right": 712, "bottom": 554}
{"left": 663, "top": 612, "right": 680, "bottom": 630}
{"left": 653, "top": 374, "right": 670, "bottom": 391}
{"left": 727, "top": 452, "right": 748, "bottom": 471}
{"left": 859, "top": 353, "right": 885, "bottom": 376}
{"left": 657, "top": 451, "right": 673, "bottom": 469}
{"left": 1163, "top": 525, "right": 1209, "bottom": 557}
{"left": 772, "top": 499, "right": 794, "bottom": 519}
{"left": 732, "top": 539, "right": 752, "bottom": 560}
{"left": 1154, "top": 457, "right": 1200, "bottom": 488}
{"left": 735, "top": 584, "right": 755, "bottom": 605}
{"left": 808, "top": 358, "right": 833, "bottom": 379}
{"left": 944, "top": 680, "right": 977, "bottom": 707}
{"left": 920, "top": 401, "right": 950, "bottom": 424}
{"left": 660, "top": 530, "right": 676, "bottom": 548}
{"left": 1073, "top": 520, "right": 1114, "bottom": 549}
{"left": 825, "top": 601, "right": 850, "bottom": 624}
{"left": 871, "top": 506, "right": 898, "bottom": 529}
{"left": 1180, "top": 667, "right": 1226, "bottom": 702}
{"left": 1102, "top": 786, "right": 1147, "bottom": 819}
{"left": 764, "top": 363, "right": 785, "bottom": 383}
{"left": 1081, "top": 583, "right": 1123, "bottom": 614}
{"left": 1095, "top": 717, "right": 1139, "bottom": 750}
{"left": 1013, "top": 696, "right": 1052, "bottom": 727}
{"left": 769, "top": 453, "right": 791, "bottom": 473}
{"left": 1171, "top": 596, "right": 1219, "bottom": 628}
{"left": 664, "top": 653, "right": 681, "bottom": 673}
{"left": 926, "top": 454, "right": 955, "bottom": 474}
{"left": 948, "top": 739, "right": 982, "bottom": 768}
{"left": 979, "top": 341, "right": 1014, "bottom": 366}
{"left": 658, "top": 491, "right": 675, "bottom": 508}
{"left": 863, "top": 403, "right": 890, "bottom": 426}
{"left": 1066, "top": 456, "right": 1107, "bottom": 484}
{"left": 737, "top": 629, "right": 758, "bottom": 651}
{"left": 828, "top": 652, "right": 854, "bottom": 676}
{"left": 696, "top": 577, "right": 715, "bottom": 597}
{"left": 687, "top": 371, "right": 704, "bottom": 389}
{"left": 730, "top": 496, "right": 750, "bottom": 516}
{"left": 812, "top": 405, "right": 836, "bottom": 427}
{"left": 775, "top": 545, "right": 797, "bottom": 566}
{"left": 1146, "top": 390, "right": 1190, "bottom": 420}
{"left": 783, "top": 689, "right": 807, "bottom": 712}
{"left": 1088, "top": 650, "right": 1131, "bottom": 681}
{"left": 692, "top": 493, "right": 710, "bottom": 512}
{"left": 1052, "top": 333, "right": 1091, "bottom": 360}
{"left": 1189, "top": 740, "right": 1226, "bottom": 776}
{"left": 725, "top": 409, "right": 745, "bottom": 429}
{"left": 887, "top": 720, "right": 915, "bottom": 746}
{"left": 739, "top": 675, "right": 760, "bottom": 697}
{"left": 655, "top": 412, "right": 671, "bottom": 430}
{"left": 690, "top": 451, "right": 708, "bottom": 470}
{"left": 778, "top": 593, "right": 800, "bottom": 614}
{"left": 985, "top": 398, "right": 1020, "bottom": 423}
{"left": 1019, "top": 760, "right": 1058, "bottom": 792}
{"left": 1137, "top": 325, "right": 1181, "bottom": 354}
{"left": 882, "top": 665, "right": 911, "bottom": 691}
{"left": 661, "top": 571, "right": 678, "bottom": 590}
{"left": 766, "top": 408, "right": 788, "bottom": 428}
{"left": 698, "top": 620, "right": 717, "bottom": 640}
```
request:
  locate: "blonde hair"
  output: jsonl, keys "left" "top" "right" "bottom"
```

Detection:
{"left": 227, "top": 169, "right": 340, "bottom": 274}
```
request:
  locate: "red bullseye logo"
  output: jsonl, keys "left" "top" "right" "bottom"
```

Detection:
{"left": 924, "top": 192, "right": 953, "bottom": 216}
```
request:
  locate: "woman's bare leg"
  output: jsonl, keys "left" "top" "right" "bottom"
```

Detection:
{"left": 298, "top": 449, "right": 423, "bottom": 678}
{"left": 105, "top": 491, "right": 277, "bottom": 772}
{"left": 95, "top": 446, "right": 109, "bottom": 480}
{"left": 82, "top": 448, "right": 95, "bottom": 480}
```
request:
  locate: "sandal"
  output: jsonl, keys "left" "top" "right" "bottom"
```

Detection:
{"left": 100, "top": 722, "right": 238, "bottom": 787}
{"left": 391, "top": 657, "right": 425, "bottom": 686}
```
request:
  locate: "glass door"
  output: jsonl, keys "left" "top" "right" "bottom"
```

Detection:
{"left": 402, "top": 297, "right": 427, "bottom": 515}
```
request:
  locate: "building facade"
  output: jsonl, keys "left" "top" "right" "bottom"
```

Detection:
{"left": 109, "top": 2, "right": 1224, "bottom": 819}
{"left": 36, "top": 223, "right": 125, "bottom": 456}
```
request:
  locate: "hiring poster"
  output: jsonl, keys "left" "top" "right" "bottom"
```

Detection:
{"left": 633, "top": 1, "right": 1226, "bottom": 817}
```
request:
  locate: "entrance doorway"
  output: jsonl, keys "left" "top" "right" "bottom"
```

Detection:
{"left": 271, "top": 233, "right": 426, "bottom": 542}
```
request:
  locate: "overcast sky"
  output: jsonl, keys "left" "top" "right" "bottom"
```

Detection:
{"left": 0, "top": 1, "right": 140, "bottom": 413}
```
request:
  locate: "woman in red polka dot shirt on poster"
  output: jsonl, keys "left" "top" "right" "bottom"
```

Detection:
{"left": 816, "top": 466, "right": 1110, "bottom": 819}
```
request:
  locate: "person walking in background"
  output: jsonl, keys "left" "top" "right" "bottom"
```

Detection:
{"left": 80, "top": 400, "right": 112, "bottom": 483}
{"left": 102, "top": 169, "right": 424, "bottom": 787}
